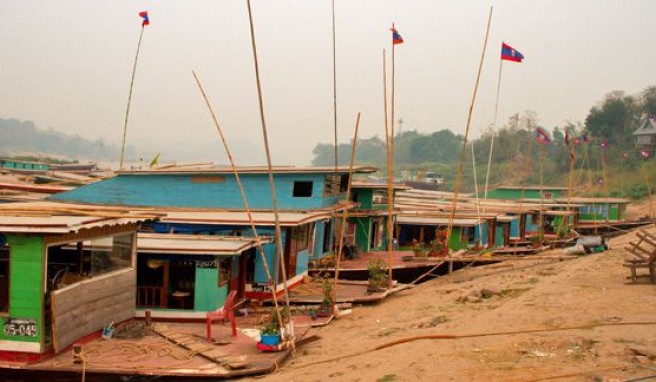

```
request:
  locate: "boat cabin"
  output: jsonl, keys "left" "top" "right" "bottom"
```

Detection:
{"left": 133, "top": 233, "right": 270, "bottom": 319}
{"left": 484, "top": 186, "right": 569, "bottom": 200}
{"left": 555, "top": 197, "right": 629, "bottom": 224}
{"left": 396, "top": 215, "right": 490, "bottom": 251}
{"left": 347, "top": 182, "right": 408, "bottom": 253}
{"left": 0, "top": 214, "right": 145, "bottom": 358}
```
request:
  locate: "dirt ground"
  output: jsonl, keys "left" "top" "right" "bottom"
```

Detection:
{"left": 246, "top": 225, "right": 656, "bottom": 382}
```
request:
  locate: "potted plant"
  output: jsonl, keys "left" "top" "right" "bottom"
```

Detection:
{"left": 317, "top": 278, "right": 334, "bottom": 317}
{"left": 412, "top": 240, "right": 427, "bottom": 258}
{"left": 367, "top": 257, "right": 388, "bottom": 292}
{"left": 260, "top": 308, "right": 285, "bottom": 346}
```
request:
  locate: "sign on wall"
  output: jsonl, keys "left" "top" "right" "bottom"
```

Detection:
{"left": 3, "top": 317, "right": 38, "bottom": 337}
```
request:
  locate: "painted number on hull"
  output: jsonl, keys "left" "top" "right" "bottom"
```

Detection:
{"left": 3, "top": 318, "right": 38, "bottom": 337}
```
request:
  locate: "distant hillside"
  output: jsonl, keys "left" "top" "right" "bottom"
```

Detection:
{"left": 0, "top": 117, "right": 136, "bottom": 161}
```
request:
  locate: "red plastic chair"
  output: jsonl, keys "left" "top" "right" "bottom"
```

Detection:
{"left": 206, "top": 289, "right": 238, "bottom": 342}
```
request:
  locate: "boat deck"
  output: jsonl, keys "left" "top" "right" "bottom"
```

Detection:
{"left": 14, "top": 318, "right": 310, "bottom": 379}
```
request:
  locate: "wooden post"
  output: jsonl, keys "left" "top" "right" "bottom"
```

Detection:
{"left": 245, "top": 0, "right": 294, "bottom": 343}
{"left": 333, "top": 113, "right": 361, "bottom": 303}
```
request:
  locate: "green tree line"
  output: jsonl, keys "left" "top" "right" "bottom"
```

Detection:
{"left": 312, "top": 85, "right": 656, "bottom": 198}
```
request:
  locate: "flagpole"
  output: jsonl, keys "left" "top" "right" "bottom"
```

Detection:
{"left": 446, "top": 6, "right": 493, "bottom": 250}
{"left": 387, "top": 23, "right": 399, "bottom": 287}
{"left": 383, "top": 48, "right": 394, "bottom": 286}
{"left": 119, "top": 24, "right": 146, "bottom": 170}
{"left": 331, "top": 0, "right": 338, "bottom": 171}
{"left": 245, "top": 0, "right": 294, "bottom": 346}
{"left": 191, "top": 70, "right": 285, "bottom": 332}
{"left": 483, "top": 58, "right": 504, "bottom": 201}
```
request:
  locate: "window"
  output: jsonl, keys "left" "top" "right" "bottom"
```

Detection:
{"left": 218, "top": 257, "right": 233, "bottom": 287}
{"left": 85, "top": 233, "right": 134, "bottom": 277}
{"left": 0, "top": 248, "right": 9, "bottom": 314}
{"left": 293, "top": 181, "right": 313, "bottom": 197}
{"left": 340, "top": 174, "right": 349, "bottom": 192}
{"left": 289, "top": 225, "right": 310, "bottom": 253}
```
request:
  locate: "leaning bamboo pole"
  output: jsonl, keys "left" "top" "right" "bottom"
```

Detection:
{"left": 446, "top": 6, "right": 493, "bottom": 250}
{"left": 245, "top": 0, "right": 294, "bottom": 345}
{"left": 382, "top": 49, "right": 394, "bottom": 285}
{"left": 192, "top": 71, "right": 284, "bottom": 331}
{"left": 332, "top": 113, "right": 361, "bottom": 304}
{"left": 119, "top": 22, "right": 147, "bottom": 170}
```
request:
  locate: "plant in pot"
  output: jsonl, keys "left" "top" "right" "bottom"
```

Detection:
{"left": 367, "top": 257, "right": 388, "bottom": 292}
{"left": 317, "top": 278, "right": 334, "bottom": 317}
{"left": 411, "top": 240, "right": 427, "bottom": 258}
{"left": 260, "top": 308, "right": 285, "bottom": 346}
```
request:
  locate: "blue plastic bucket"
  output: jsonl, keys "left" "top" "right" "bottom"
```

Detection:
{"left": 260, "top": 333, "right": 281, "bottom": 346}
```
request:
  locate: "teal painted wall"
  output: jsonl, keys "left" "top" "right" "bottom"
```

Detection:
{"left": 484, "top": 188, "right": 564, "bottom": 200}
{"left": 194, "top": 266, "right": 226, "bottom": 311}
{"left": 495, "top": 226, "right": 505, "bottom": 247}
{"left": 474, "top": 223, "right": 488, "bottom": 246}
{"left": 50, "top": 173, "right": 347, "bottom": 210}
{"left": 353, "top": 217, "right": 372, "bottom": 252}
{"left": 311, "top": 221, "right": 326, "bottom": 260}
{"left": 296, "top": 250, "right": 309, "bottom": 275}
{"left": 510, "top": 220, "right": 520, "bottom": 238}
{"left": 0, "top": 235, "right": 44, "bottom": 347}
{"left": 353, "top": 188, "right": 374, "bottom": 209}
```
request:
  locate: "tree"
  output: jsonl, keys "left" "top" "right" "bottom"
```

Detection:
{"left": 641, "top": 86, "right": 656, "bottom": 118}
{"left": 584, "top": 91, "right": 640, "bottom": 146}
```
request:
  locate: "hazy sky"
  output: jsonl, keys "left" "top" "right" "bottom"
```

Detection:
{"left": 1, "top": 0, "right": 655, "bottom": 165}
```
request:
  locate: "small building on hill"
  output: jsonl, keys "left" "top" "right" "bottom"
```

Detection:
{"left": 632, "top": 117, "right": 656, "bottom": 154}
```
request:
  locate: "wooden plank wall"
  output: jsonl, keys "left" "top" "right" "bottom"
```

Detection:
{"left": 51, "top": 268, "right": 135, "bottom": 353}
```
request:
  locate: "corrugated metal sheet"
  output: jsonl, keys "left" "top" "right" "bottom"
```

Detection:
{"left": 136, "top": 233, "right": 270, "bottom": 255}
{"left": 118, "top": 165, "right": 378, "bottom": 175}
{"left": 0, "top": 216, "right": 144, "bottom": 233}
{"left": 160, "top": 210, "right": 332, "bottom": 226}
{"left": 397, "top": 216, "right": 481, "bottom": 226}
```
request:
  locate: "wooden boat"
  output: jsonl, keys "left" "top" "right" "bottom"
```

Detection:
{"left": 0, "top": 158, "right": 96, "bottom": 175}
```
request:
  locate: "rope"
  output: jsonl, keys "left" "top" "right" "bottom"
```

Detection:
{"left": 294, "top": 321, "right": 656, "bottom": 369}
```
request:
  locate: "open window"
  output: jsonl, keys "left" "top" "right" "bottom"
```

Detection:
{"left": 293, "top": 181, "right": 313, "bottom": 197}
{"left": 218, "top": 257, "right": 233, "bottom": 287}
{"left": 0, "top": 246, "right": 9, "bottom": 314}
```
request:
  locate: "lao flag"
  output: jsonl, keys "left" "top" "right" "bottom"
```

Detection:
{"left": 391, "top": 27, "right": 404, "bottom": 45}
{"left": 535, "top": 127, "right": 551, "bottom": 144}
{"left": 601, "top": 139, "right": 609, "bottom": 150}
{"left": 139, "top": 11, "right": 150, "bottom": 26}
{"left": 640, "top": 150, "right": 650, "bottom": 158}
{"left": 501, "top": 42, "right": 524, "bottom": 63}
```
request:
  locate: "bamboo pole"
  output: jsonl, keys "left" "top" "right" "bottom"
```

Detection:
{"left": 602, "top": 144, "right": 610, "bottom": 226}
{"left": 483, "top": 59, "right": 504, "bottom": 201}
{"left": 191, "top": 70, "right": 284, "bottom": 331}
{"left": 119, "top": 25, "right": 146, "bottom": 170}
{"left": 331, "top": 0, "right": 339, "bottom": 171}
{"left": 332, "top": 113, "right": 361, "bottom": 303}
{"left": 470, "top": 140, "right": 484, "bottom": 245}
{"left": 383, "top": 48, "right": 394, "bottom": 285}
{"left": 538, "top": 142, "right": 545, "bottom": 246}
{"left": 245, "top": 0, "right": 294, "bottom": 345}
{"left": 446, "top": 6, "right": 493, "bottom": 251}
